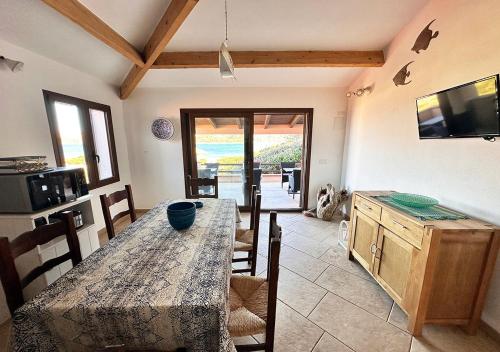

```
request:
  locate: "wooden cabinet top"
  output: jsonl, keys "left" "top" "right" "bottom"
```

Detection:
{"left": 354, "top": 191, "right": 499, "bottom": 232}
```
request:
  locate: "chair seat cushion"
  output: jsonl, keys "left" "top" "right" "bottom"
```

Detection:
{"left": 235, "top": 228, "right": 254, "bottom": 244}
{"left": 228, "top": 275, "right": 268, "bottom": 337}
{"left": 234, "top": 228, "right": 254, "bottom": 252}
{"left": 234, "top": 240, "right": 253, "bottom": 251}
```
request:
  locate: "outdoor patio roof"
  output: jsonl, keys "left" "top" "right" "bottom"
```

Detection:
{"left": 195, "top": 114, "right": 304, "bottom": 134}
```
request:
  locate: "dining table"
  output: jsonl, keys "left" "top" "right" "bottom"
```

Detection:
{"left": 10, "top": 198, "right": 239, "bottom": 352}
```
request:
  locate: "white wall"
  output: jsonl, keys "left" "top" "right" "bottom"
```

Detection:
{"left": 342, "top": 0, "right": 500, "bottom": 332}
{"left": 123, "top": 87, "right": 347, "bottom": 209}
{"left": 0, "top": 38, "right": 132, "bottom": 322}
{"left": 0, "top": 38, "right": 132, "bottom": 228}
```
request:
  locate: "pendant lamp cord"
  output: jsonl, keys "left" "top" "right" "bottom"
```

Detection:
{"left": 224, "top": 0, "right": 228, "bottom": 41}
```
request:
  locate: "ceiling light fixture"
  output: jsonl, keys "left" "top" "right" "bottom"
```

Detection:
{"left": 346, "top": 87, "right": 371, "bottom": 98}
{"left": 0, "top": 55, "right": 24, "bottom": 72}
{"left": 219, "top": 0, "right": 235, "bottom": 79}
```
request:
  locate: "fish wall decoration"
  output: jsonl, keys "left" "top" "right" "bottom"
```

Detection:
{"left": 412, "top": 19, "right": 439, "bottom": 53}
{"left": 393, "top": 61, "right": 414, "bottom": 86}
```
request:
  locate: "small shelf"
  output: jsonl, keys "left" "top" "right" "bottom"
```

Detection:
{"left": 0, "top": 194, "right": 93, "bottom": 220}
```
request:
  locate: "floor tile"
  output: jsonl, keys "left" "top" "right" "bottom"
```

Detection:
{"left": 410, "top": 325, "right": 500, "bottom": 352}
{"left": 283, "top": 221, "right": 332, "bottom": 242}
{"left": 279, "top": 245, "right": 329, "bottom": 281}
{"left": 319, "top": 246, "right": 373, "bottom": 281}
{"left": 255, "top": 300, "right": 324, "bottom": 352}
{"left": 312, "top": 332, "right": 354, "bottom": 352}
{"left": 283, "top": 232, "right": 332, "bottom": 258}
{"left": 276, "top": 267, "right": 327, "bottom": 317}
{"left": 309, "top": 293, "right": 411, "bottom": 352}
{"left": 232, "top": 335, "right": 259, "bottom": 345}
{"left": 388, "top": 302, "right": 410, "bottom": 332}
{"left": 315, "top": 266, "right": 393, "bottom": 320}
{"left": 232, "top": 253, "right": 268, "bottom": 275}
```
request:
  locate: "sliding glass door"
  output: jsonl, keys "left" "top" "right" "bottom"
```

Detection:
{"left": 181, "top": 111, "right": 254, "bottom": 208}
{"left": 181, "top": 109, "right": 313, "bottom": 211}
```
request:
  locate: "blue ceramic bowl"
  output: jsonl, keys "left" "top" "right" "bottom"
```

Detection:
{"left": 167, "top": 202, "right": 196, "bottom": 230}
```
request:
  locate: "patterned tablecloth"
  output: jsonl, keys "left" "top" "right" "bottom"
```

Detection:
{"left": 11, "top": 199, "right": 237, "bottom": 352}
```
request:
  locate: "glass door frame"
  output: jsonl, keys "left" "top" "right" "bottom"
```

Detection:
{"left": 180, "top": 108, "right": 313, "bottom": 211}
{"left": 180, "top": 109, "right": 254, "bottom": 211}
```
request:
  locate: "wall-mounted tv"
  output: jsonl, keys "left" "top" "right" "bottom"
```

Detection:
{"left": 416, "top": 75, "right": 500, "bottom": 139}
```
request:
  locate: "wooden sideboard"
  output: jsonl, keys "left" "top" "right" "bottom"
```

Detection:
{"left": 348, "top": 191, "right": 500, "bottom": 336}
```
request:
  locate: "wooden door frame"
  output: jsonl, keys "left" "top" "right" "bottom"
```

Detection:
{"left": 180, "top": 108, "right": 313, "bottom": 211}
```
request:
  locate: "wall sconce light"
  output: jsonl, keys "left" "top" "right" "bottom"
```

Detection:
{"left": 0, "top": 55, "right": 24, "bottom": 72}
{"left": 346, "top": 87, "right": 371, "bottom": 98}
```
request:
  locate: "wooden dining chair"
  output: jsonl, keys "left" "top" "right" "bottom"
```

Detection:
{"left": 228, "top": 211, "right": 282, "bottom": 352}
{"left": 232, "top": 185, "right": 261, "bottom": 276}
{"left": 0, "top": 212, "right": 82, "bottom": 315}
{"left": 186, "top": 175, "right": 219, "bottom": 199}
{"left": 100, "top": 184, "right": 137, "bottom": 240}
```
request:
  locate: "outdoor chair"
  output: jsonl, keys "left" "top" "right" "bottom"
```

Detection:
{"left": 280, "top": 162, "right": 296, "bottom": 188}
{"left": 288, "top": 169, "right": 301, "bottom": 199}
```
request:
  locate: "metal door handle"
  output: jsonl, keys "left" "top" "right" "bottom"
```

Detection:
{"left": 370, "top": 243, "right": 377, "bottom": 254}
{"left": 94, "top": 153, "right": 100, "bottom": 163}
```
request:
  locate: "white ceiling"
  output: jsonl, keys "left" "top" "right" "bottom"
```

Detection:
{"left": 0, "top": 0, "right": 429, "bottom": 88}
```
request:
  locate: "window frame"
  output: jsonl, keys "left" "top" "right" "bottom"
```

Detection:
{"left": 43, "top": 90, "right": 120, "bottom": 190}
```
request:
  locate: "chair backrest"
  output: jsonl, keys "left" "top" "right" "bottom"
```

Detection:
{"left": 100, "top": 184, "right": 137, "bottom": 240}
{"left": 0, "top": 211, "right": 82, "bottom": 314}
{"left": 205, "top": 162, "right": 219, "bottom": 171}
{"left": 280, "top": 162, "right": 296, "bottom": 170}
{"left": 253, "top": 161, "right": 261, "bottom": 168}
{"left": 249, "top": 192, "right": 262, "bottom": 276}
{"left": 186, "top": 175, "right": 219, "bottom": 199}
{"left": 253, "top": 169, "right": 262, "bottom": 187}
{"left": 266, "top": 211, "right": 282, "bottom": 350}
{"left": 249, "top": 185, "right": 257, "bottom": 229}
{"left": 291, "top": 169, "right": 301, "bottom": 189}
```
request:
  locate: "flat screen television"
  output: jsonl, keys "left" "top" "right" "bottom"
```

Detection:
{"left": 416, "top": 75, "right": 500, "bottom": 139}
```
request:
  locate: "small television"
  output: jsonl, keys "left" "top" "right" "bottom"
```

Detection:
{"left": 416, "top": 75, "right": 500, "bottom": 140}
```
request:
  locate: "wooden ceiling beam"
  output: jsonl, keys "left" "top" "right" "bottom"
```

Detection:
{"left": 208, "top": 118, "right": 217, "bottom": 128}
{"left": 289, "top": 115, "right": 301, "bottom": 128}
{"left": 42, "top": 0, "right": 144, "bottom": 66}
{"left": 120, "top": 0, "right": 199, "bottom": 99}
{"left": 264, "top": 115, "right": 272, "bottom": 129}
{"left": 152, "top": 50, "right": 385, "bottom": 68}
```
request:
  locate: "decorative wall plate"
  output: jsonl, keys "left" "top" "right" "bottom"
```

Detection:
{"left": 151, "top": 118, "right": 174, "bottom": 140}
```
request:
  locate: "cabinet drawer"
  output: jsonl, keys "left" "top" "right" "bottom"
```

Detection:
{"left": 381, "top": 209, "right": 424, "bottom": 248}
{"left": 355, "top": 196, "right": 382, "bottom": 221}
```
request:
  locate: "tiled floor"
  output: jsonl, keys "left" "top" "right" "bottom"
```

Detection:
{"left": 219, "top": 181, "right": 300, "bottom": 209}
{"left": 233, "top": 211, "right": 500, "bottom": 352}
{"left": 2, "top": 211, "right": 499, "bottom": 352}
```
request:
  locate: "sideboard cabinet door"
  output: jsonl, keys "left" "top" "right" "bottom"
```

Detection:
{"left": 350, "top": 210, "right": 379, "bottom": 272}
{"left": 373, "top": 228, "right": 413, "bottom": 304}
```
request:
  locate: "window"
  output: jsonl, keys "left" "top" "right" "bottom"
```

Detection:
{"left": 43, "top": 90, "right": 120, "bottom": 189}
